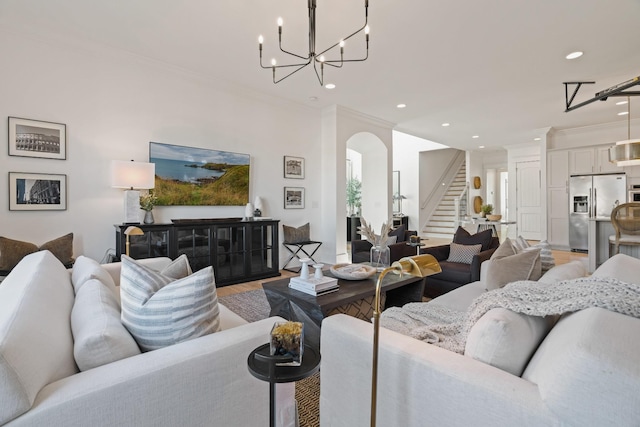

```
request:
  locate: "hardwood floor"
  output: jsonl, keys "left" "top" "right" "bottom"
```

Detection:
{"left": 216, "top": 244, "right": 588, "bottom": 297}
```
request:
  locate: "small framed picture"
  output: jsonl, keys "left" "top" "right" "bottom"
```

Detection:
{"left": 8, "top": 117, "right": 67, "bottom": 160}
{"left": 9, "top": 172, "right": 67, "bottom": 211}
{"left": 284, "top": 187, "right": 305, "bottom": 209}
{"left": 284, "top": 155, "right": 304, "bottom": 179}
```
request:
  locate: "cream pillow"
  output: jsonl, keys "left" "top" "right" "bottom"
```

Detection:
{"left": 592, "top": 253, "right": 640, "bottom": 285}
{"left": 485, "top": 249, "right": 542, "bottom": 291}
{"left": 120, "top": 255, "right": 221, "bottom": 352}
{"left": 71, "top": 255, "right": 117, "bottom": 295}
{"left": 71, "top": 279, "right": 140, "bottom": 371}
{"left": 465, "top": 308, "right": 554, "bottom": 376}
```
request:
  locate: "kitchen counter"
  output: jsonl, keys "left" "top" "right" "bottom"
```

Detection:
{"left": 588, "top": 217, "right": 613, "bottom": 272}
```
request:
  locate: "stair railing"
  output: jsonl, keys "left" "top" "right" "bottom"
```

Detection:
{"left": 454, "top": 183, "right": 469, "bottom": 227}
{"left": 419, "top": 150, "right": 466, "bottom": 232}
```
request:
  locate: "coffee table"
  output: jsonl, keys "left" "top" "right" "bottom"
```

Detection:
{"left": 262, "top": 267, "right": 425, "bottom": 348}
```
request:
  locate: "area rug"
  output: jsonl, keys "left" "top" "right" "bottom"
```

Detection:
{"left": 219, "top": 290, "right": 320, "bottom": 427}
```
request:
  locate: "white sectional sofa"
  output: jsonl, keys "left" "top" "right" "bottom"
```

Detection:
{"left": 320, "top": 254, "right": 640, "bottom": 427}
{"left": 0, "top": 251, "right": 295, "bottom": 427}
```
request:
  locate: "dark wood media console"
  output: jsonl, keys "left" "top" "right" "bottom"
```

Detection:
{"left": 114, "top": 218, "right": 280, "bottom": 286}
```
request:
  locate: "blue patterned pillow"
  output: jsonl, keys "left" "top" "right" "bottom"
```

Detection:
{"left": 119, "top": 255, "right": 220, "bottom": 351}
{"left": 447, "top": 242, "right": 482, "bottom": 264}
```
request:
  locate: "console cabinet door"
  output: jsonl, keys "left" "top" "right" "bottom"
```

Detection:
{"left": 211, "top": 224, "right": 247, "bottom": 285}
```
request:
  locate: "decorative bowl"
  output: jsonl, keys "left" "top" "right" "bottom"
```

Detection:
{"left": 330, "top": 263, "right": 377, "bottom": 280}
{"left": 487, "top": 214, "right": 502, "bottom": 221}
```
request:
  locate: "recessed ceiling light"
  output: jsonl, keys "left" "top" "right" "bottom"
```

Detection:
{"left": 566, "top": 51, "right": 583, "bottom": 60}
{"left": 441, "top": 123, "right": 450, "bottom": 127}
{"left": 472, "top": 135, "right": 479, "bottom": 139}
{"left": 478, "top": 145, "right": 485, "bottom": 149}
{"left": 325, "top": 83, "right": 336, "bottom": 89}
{"left": 308, "top": 96, "right": 318, "bottom": 102}
{"left": 617, "top": 100, "right": 629, "bottom": 105}
{"left": 397, "top": 104, "right": 406, "bottom": 109}
{"left": 618, "top": 111, "right": 629, "bottom": 116}
{"left": 534, "top": 137, "right": 541, "bottom": 141}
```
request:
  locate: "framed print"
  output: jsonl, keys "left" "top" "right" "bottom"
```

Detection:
{"left": 284, "top": 156, "right": 305, "bottom": 179}
{"left": 9, "top": 172, "right": 67, "bottom": 211}
{"left": 149, "top": 141, "right": 250, "bottom": 206}
{"left": 284, "top": 187, "right": 305, "bottom": 209}
{"left": 8, "top": 117, "right": 66, "bottom": 160}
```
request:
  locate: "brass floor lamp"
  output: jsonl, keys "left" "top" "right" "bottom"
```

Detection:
{"left": 371, "top": 254, "right": 441, "bottom": 427}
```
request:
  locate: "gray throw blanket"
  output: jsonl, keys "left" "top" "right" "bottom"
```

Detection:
{"left": 380, "top": 276, "right": 640, "bottom": 354}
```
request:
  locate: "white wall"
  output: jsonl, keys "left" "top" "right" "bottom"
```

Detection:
{"left": 0, "top": 30, "right": 327, "bottom": 265}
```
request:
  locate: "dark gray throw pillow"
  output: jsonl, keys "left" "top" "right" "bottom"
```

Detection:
{"left": 388, "top": 224, "right": 406, "bottom": 243}
{"left": 283, "top": 223, "right": 310, "bottom": 243}
{"left": 453, "top": 227, "right": 493, "bottom": 251}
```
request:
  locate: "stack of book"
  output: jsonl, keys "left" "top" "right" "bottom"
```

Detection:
{"left": 289, "top": 275, "right": 339, "bottom": 296}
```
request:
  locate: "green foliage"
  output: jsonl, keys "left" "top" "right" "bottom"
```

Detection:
{"left": 481, "top": 204, "right": 494, "bottom": 214}
{"left": 346, "top": 178, "right": 362, "bottom": 215}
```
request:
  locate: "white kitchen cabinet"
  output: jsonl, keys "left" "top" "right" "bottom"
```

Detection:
{"left": 569, "top": 148, "right": 595, "bottom": 174}
{"left": 546, "top": 150, "right": 570, "bottom": 249}
{"left": 596, "top": 146, "right": 623, "bottom": 173}
{"left": 569, "top": 146, "right": 623, "bottom": 175}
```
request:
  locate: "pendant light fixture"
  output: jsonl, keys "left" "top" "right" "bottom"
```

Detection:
{"left": 258, "top": 0, "right": 370, "bottom": 85}
{"left": 609, "top": 96, "right": 640, "bottom": 166}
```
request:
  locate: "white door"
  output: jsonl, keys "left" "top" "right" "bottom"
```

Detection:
{"left": 516, "top": 160, "right": 541, "bottom": 240}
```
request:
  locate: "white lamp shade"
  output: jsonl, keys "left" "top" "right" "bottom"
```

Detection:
{"left": 111, "top": 160, "right": 155, "bottom": 189}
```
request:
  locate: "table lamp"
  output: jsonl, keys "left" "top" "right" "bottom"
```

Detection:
{"left": 370, "top": 254, "right": 441, "bottom": 427}
{"left": 111, "top": 160, "right": 155, "bottom": 224}
{"left": 123, "top": 226, "right": 144, "bottom": 257}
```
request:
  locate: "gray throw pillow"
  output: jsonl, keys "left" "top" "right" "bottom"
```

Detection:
{"left": 485, "top": 249, "right": 542, "bottom": 291}
{"left": 447, "top": 242, "right": 482, "bottom": 264}
{"left": 283, "top": 223, "right": 310, "bottom": 243}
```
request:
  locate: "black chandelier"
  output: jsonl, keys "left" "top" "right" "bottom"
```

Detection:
{"left": 258, "top": 0, "right": 370, "bottom": 85}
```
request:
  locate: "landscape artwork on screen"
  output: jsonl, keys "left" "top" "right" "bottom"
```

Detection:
{"left": 149, "top": 142, "right": 250, "bottom": 206}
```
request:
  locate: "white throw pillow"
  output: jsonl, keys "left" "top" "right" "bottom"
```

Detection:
{"left": 592, "top": 253, "right": 640, "bottom": 285}
{"left": 447, "top": 242, "right": 482, "bottom": 264}
{"left": 465, "top": 308, "right": 554, "bottom": 376}
{"left": 71, "top": 279, "right": 140, "bottom": 371}
{"left": 71, "top": 255, "right": 117, "bottom": 295}
{"left": 120, "top": 255, "right": 221, "bottom": 351}
{"left": 538, "top": 260, "right": 587, "bottom": 284}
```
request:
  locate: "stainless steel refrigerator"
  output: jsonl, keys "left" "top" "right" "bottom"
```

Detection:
{"left": 569, "top": 173, "right": 627, "bottom": 252}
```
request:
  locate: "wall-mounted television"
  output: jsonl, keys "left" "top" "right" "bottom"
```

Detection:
{"left": 149, "top": 141, "right": 250, "bottom": 206}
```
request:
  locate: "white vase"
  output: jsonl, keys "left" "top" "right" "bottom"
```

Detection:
{"left": 245, "top": 203, "right": 254, "bottom": 219}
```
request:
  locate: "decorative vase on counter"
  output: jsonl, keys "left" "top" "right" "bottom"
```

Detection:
{"left": 143, "top": 210, "right": 155, "bottom": 224}
{"left": 370, "top": 245, "right": 391, "bottom": 270}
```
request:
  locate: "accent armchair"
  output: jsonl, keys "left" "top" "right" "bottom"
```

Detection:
{"left": 420, "top": 230, "right": 500, "bottom": 298}
{"left": 350, "top": 225, "right": 418, "bottom": 264}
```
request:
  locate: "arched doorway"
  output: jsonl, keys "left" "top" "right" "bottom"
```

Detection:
{"left": 346, "top": 132, "right": 389, "bottom": 231}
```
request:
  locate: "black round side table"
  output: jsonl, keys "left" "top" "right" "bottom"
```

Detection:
{"left": 247, "top": 343, "right": 321, "bottom": 427}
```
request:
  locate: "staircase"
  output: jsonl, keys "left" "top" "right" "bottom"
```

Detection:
{"left": 422, "top": 161, "right": 467, "bottom": 239}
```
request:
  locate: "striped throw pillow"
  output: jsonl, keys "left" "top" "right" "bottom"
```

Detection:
{"left": 447, "top": 242, "right": 482, "bottom": 264}
{"left": 525, "top": 240, "right": 555, "bottom": 273}
{"left": 120, "top": 255, "right": 221, "bottom": 352}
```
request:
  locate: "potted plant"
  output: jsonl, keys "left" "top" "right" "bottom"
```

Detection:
{"left": 480, "top": 204, "right": 493, "bottom": 218}
{"left": 346, "top": 178, "right": 362, "bottom": 217}
{"left": 140, "top": 190, "right": 158, "bottom": 224}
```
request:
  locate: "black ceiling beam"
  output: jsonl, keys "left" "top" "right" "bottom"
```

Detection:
{"left": 563, "top": 76, "right": 640, "bottom": 112}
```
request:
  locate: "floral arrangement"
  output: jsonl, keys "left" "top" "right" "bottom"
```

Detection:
{"left": 139, "top": 190, "right": 158, "bottom": 212}
{"left": 358, "top": 217, "right": 393, "bottom": 248}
